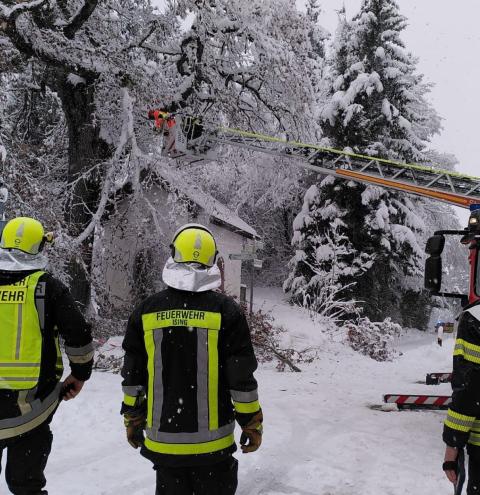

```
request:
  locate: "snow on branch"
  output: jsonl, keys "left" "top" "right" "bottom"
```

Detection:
{"left": 74, "top": 87, "right": 137, "bottom": 246}
{"left": 0, "top": 144, "right": 6, "bottom": 163}
{"left": 4, "top": 11, "right": 99, "bottom": 76}
{"left": 63, "top": 0, "right": 99, "bottom": 39}
{"left": 0, "top": 0, "right": 46, "bottom": 21}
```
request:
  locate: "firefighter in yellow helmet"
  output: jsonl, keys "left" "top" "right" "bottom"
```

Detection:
{"left": 0, "top": 217, "right": 93, "bottom": 494}
{"left": 121, "top": 224, "right": 262, "bottom": 495}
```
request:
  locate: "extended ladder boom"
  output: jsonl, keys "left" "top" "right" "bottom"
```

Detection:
{"left": 214, "top": 127, "right": 480, "bottom": 209}
{"left": 149, "top": 110, "right": 480, "bottom": 209}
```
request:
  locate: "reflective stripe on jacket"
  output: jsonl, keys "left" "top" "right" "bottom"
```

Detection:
{"left": 142, "top": 309, "right": 235, "bottom": 455}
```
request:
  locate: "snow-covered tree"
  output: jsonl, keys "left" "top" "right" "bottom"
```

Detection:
{"left": 286, "top": 0, "right": 443, "bottom": 328}
{"left": 168, "top": 0, "right": 326, "bottom": 284}
{"left": 0, "top": 0, "right": 326, "bottom": 313}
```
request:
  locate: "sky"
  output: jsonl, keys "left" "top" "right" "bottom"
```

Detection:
{"left": 313, "top": 1, "right": 478, "bottom": 178}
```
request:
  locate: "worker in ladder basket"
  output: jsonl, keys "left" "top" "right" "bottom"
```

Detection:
{"left": 443, "top": 299, "right": 480, "bottom": 494}
{"left": 148, "top": 109, "right": 177, "bottom": 154}
{"left": 0, "top": 217, "right": 94, "bottom": 495}
{"left": 121, "top": 223, "right": 262, "bottom": 495}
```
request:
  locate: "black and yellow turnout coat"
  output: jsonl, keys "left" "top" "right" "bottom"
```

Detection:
{"left": 121, "top": 287, "right": 261, "bottom": 467}
{"left": 443, "top": 302, "right": 480, "bottom": 448}
{"left": 0, "top": 270, "right": 93, "bottom": 440}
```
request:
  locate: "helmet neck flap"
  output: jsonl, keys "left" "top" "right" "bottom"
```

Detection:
{"left": 162, "top": 257, "right": 221, "bottom": 292}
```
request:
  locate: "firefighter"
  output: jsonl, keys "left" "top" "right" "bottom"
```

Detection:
{"left": 121, "top": 223, "right": 262, "bottom": 495}
{"left": 0, "top": 217, "right": 93, "bottom": 494}
{"left": 148, "top": 109, "right": 177, "bottom": 154}
{"left": 443, "top": 300, "right": 480, "bottom": 494}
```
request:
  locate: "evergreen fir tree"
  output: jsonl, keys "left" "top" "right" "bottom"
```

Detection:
{"left": 286, "top": 0, "right": 442, "bottom": 327}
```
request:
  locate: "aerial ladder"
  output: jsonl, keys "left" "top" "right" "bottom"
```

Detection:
{"left": 148, "top": 109, "right": 480, "bottom": 209}
{"left": 149, "top": 109, "right": 480, "bottom": 410}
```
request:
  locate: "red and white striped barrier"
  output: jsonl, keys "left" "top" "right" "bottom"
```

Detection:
{"left": 426, "top": 373, "right": 452, "bottom": 385}
{"left": 383, "top": 394, "right": 451, "bottom": 409}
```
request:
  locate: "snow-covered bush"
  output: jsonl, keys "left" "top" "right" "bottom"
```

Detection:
{"left": 345, "top": 317, "right": 401, "bottom": 361}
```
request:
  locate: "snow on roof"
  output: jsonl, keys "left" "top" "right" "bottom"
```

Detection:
{"left": 156, "top": 162, "right": 258, "bottom": 239}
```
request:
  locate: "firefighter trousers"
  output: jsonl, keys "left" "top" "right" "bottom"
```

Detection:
{"left": 467, "top": 444, "right": 480, "bottom": 494}
{"left": 155, "top": 456, "right": 238, "bottom": 495}
{"left": 0, "top": 422, "right": 52, "bottom": 495}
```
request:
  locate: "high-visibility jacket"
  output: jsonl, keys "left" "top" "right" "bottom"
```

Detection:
{"left": 121, "top": 287, "right": 261, "bottom": 467}
{"left": 443, "top": 303, "right": 480, "bottom": 448}
{"left": 0, "top": 271, "right": 46, "bottom": 390}
{"left": 0, "top": 270, "right": 93, "bottom": 440}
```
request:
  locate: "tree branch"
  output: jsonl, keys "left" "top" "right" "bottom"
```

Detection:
{"left": 63, "top": 0, "right": 98, "bottom": 39}
{"left": 0, "top": 0, "right": 47, "bottom": 22}
{"left": 1, "top": 0, "right": 101, "bottom": 78}
{"left": 73, "top": 86, "right": 134, "bottom": 245}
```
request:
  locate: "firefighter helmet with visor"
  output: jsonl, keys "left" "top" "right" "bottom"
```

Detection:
{"left": 0, "top": 217, "right": 50, "bottom": 255}
{"left": 170, "top": 224, "right": 218, "bottom": 267}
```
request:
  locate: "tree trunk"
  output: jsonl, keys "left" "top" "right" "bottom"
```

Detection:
{"left": 55, "top": 72, "right": 111, "bottom": 308}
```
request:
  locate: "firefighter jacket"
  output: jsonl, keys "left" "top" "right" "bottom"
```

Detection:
{"left": 0, "top": 270, "right": 93, "bottom": 440}
{"left": 121, "top": 287, "right": 261, "bottom": 467}
{"left": 443, "top": 302, "right": 480, "bottom": 448}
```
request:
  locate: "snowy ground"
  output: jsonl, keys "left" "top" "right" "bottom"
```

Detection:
{"left": 1, "top": 289, "right": 455, "bottom": 494}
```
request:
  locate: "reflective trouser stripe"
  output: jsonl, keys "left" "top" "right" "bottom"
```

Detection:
{"left": 454, "top": 339, "right": 480, "bottom": 365}
{"left": 208, "top": 329, "right": 219, "bottom": 431}
{"left": 445, "top": 409, "right": 476, "bottom": 433}
{"left": 144, "top": 433, "right": 235, "bottom": 455}
{"left": 0, "top": 384, "right": 60, "bottom": 440}
{"left": 233, "top": 400, "right": 261, "bottom": 414}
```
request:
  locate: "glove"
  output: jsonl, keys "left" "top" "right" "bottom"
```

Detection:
{"left": 124, "top": 414, "right": 146, "bottom": 449}
{"left": 240, "top": 410, "right": 263, "bottom": 454}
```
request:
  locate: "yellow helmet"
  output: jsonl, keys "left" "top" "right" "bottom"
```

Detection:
{"left": 171, "top": 224, "right": 217, "bottom": 267}
{"left": 0, "top": 217, "right": 49, "bottom": 255}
